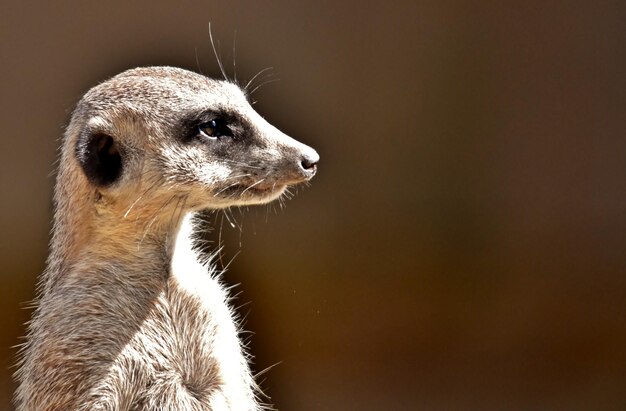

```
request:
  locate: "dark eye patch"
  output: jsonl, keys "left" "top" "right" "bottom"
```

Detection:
{"left": 180, "top": 109, "right": 241, "bottom": 143}
{"left": 198, "top": 118, "right": 233, "bottom": 139}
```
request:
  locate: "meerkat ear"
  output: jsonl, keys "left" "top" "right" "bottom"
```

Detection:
{"left": 75, "top": 132, "right": 123, "bottom": 186}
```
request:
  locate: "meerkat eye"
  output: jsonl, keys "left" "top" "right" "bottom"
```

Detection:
{"left": 198, "top": 119, "right": 233, "bottom": 139}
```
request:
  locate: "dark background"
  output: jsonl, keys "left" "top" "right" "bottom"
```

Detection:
{"left": 1, "top": 1, "right": 625, "bottom": 410}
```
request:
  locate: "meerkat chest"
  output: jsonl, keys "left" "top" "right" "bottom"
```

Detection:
{"left": 136, "top": 261, "right": 242, "bottom": 372}
{"left": 109, "top": 266, "right": 247, "bottom": 408}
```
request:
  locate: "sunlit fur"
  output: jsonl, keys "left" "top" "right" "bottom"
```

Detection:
{"left": 15, "top": 67, "right": 318, "bottom": 410}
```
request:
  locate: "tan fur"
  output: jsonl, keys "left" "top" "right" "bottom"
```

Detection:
{"left": 15, "top": 67, "right": 318, "bottom": 410}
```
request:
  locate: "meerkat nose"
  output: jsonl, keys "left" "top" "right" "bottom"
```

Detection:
{"left": 299, "top": 149, "right": 320, "bottom": 179}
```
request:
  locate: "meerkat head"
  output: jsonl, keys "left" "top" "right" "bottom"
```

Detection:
{"left": 69, "top": 66, "right": 318, "bottom": 219}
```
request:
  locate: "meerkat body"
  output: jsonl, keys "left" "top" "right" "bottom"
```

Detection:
{"left": 15, "top": 67, "right": 318, "bottom": 410}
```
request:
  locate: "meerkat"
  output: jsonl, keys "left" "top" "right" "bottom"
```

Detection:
{"left": 14, "top": 66, "right": 319, "bottom": 410}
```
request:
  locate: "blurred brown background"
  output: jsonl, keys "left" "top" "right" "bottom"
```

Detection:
{"left": 1, "top": 1, "right": 625, "bottom": 410}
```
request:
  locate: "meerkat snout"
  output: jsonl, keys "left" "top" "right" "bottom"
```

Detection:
{"left": 299, "top": 147, "right": 319, "bottom": 177}
{"left": 267, "top": 134, "right": 319, "bottom": 184}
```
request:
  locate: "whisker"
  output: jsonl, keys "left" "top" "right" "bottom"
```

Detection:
{"left": 215, "top": 181, "right": 244, "bottom": 196}
{"left": 195, "top": 47, "right": 204, "bottom": 76}
{"left": 224, "top": 173, "right": 252, "bottom": 180}
{"left": 208, "top": 22, "right": 228, "bottom": 81}
{"left": 172, "top": 195, "right": 188, "bottom": 231}
{"left": 221, "top": 159, "right": 264, "bottom": 170}
{"left": 241, "top": 178, "right": 266, "bottom": 195}
{"left": 123, "top": 177, "right": 162, "bottom": 218}
{"left": 244, "top": 67, "right": 274, "bottom": 92}
{"left": 232, "top": 30, "right": 237, "bottom": 84}
{"left": 218, "top": 210, "right": 225, "bottom": 267}
{"left": 223, "top": 207, "right": 237, "bottom": 229}
{"left": 249, "top": 77, "right": 280, "bottom": 96}
{"left": 227, "top": 207, "right": 243, "bottom": 234}
{"left": 139, "top": 194, "right": 177, "bottom": 247}
{"left": 223, "top": 249, "right": 241, "bottom": 272}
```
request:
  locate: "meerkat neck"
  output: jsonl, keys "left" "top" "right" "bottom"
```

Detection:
{"left": 44, "top": 175, "right": 192, "bottom": 293}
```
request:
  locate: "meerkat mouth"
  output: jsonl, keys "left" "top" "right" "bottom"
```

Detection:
{"left": 217, "top": 182, "right": 287, "bottom": 203}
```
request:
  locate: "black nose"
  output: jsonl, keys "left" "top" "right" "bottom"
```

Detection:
{"left": 300, "top": 151, "right": 320, "bottom": 177}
